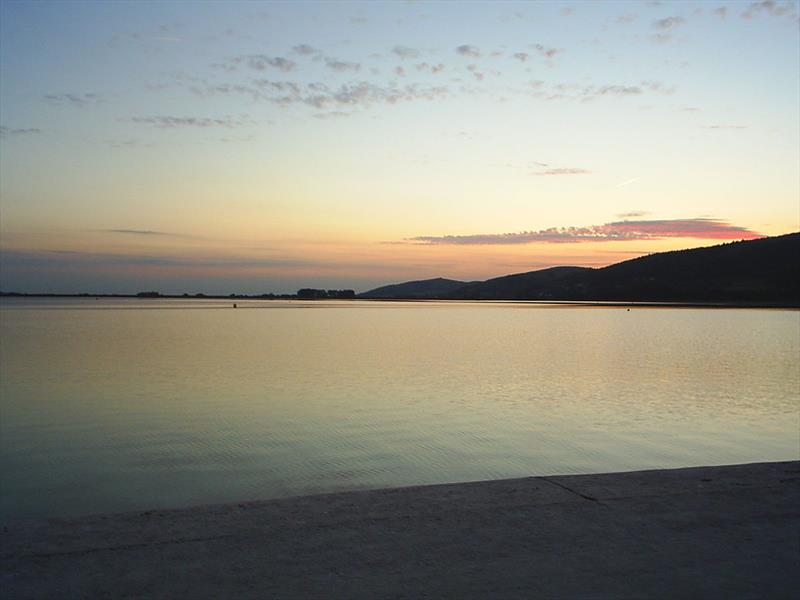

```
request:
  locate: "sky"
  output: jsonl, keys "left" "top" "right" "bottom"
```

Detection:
{"left": 0, "top": 0, "right": 798, "bottom": 294}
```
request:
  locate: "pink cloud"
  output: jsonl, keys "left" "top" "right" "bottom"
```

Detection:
{"left": 408, "top": 218, "right": 762, "bottom": 245}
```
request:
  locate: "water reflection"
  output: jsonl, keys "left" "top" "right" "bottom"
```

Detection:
{"left": 1, "top": 299, "right": 798, "bottom": 520}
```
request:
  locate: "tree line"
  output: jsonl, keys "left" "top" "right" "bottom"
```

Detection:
{"left": 296, "top": 289, "right": 356, "bottom": 299}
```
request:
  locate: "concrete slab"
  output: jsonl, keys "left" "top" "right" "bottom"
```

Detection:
{"left": 2, "top": 461, "right": 798, "bottom": 599}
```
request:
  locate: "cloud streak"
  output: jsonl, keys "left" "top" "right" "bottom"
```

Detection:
{"left": 43, "top": 93, "right": 105, "bottom": 107}
{"left": 532, "top": 167, "right": 591, "bottom": 176}
{"left": 0, "top": 126, "right": 41, "bottom": 138}
{"left": 455, "top": 44, "right": 481, "bottom": 57}
{"left": 407, "top": 219, "right": 762, "bottom": 245}
{"left": 533, "top": 82, "right": 657, "bottom": 102}
{"left": 741, "top": 1, "right": 798, "bottom": 20}
{"left": 0, "top": 249, "right": 318, "bottom": 271}
{"left": 292, "top": 44, "right": 318, "bottom": 56}
{"left": 123, "top": 115, "right": 252, "bottom": 128}
{"left": 530, "top": 43, "right": 563, "bottom": 59}
{"left": 192, "top": 80, "right": 448, "bottom": 111}
{"left": 652, "top": 16, "right": 687, "bottom": 29}
{"left": 234, "top": 55, "right": 296, "bottom": 72}
{"left": 326, "top": 59, "right": 361, "bottom": 72}
{"left": 615, "top": 179, "right": 640, "bottom": 188}
{"left": 97, "top": 229, "right": 201, "bottom": 239}
{"left": 102, "top": 229, "right": 171, "bottom": 236}
{"left": 414, "top": 62, "right": 445, "bottom": 74}
{"left": 703, "top": 124, "right": 748, "bottom": 130}
{"left": 392, "top": 45, "right": 419, "bottom": 59}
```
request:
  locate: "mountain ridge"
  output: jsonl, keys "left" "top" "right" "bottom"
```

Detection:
{"left": 359, "top": 277, "right": 472, "bottom": 299}
{"left": 359, "top": 233, "right": 800, "bottom": 305}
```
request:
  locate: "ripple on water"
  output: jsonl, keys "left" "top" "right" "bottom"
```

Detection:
{"left": 1, "top": 301, "right": 798, "bottom": 520}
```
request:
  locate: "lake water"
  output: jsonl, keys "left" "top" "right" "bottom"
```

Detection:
{"left": 1, "top": 298, "right": 798, "bottom": 521}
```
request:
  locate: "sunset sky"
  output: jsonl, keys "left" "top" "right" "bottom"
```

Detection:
{"left": 1, "top": 0, "right": 798, "bottom": 294}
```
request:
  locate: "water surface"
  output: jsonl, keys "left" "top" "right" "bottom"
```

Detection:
{"left": 1, "top": 298, "right": 798, "bottom": 520}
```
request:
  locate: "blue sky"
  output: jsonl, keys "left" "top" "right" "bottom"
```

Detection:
{"left": 1, "top": 0, "right": 798, "bottom": 293}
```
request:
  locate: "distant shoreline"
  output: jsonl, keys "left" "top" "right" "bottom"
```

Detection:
{"left": 1, "top": 293, "right": 798, "bottom": 309}
{"left": 3, "top": 234, "right": 798, "bottom": 308}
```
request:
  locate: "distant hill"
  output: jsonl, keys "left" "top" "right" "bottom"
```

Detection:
{"left": 574, "top": 233, "right": 800, "bottom": 303}
{"left": 359, "top": 277, "right": 471, "bottom": 299}
{"left": 444, "top": 266, "right": 592, "bottom": 300}
{"left": 362, "top": 233, "right": 800, "bottom": 305}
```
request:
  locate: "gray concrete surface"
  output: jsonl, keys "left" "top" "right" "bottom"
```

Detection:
{"left": 2, "top": 461, "right": 798, "bottom": 598}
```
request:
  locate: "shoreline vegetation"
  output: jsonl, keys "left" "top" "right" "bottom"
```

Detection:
{"left": 2, "top": 233, "right": 798, "bottom": 306}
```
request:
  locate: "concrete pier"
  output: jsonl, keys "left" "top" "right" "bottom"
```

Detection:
{"left": 2, "top": 461, "right": 798, "bottom": 598}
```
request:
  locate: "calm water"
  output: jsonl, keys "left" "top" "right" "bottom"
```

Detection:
{"left": 1, "top": 298, "right": 798, "bottom": 521}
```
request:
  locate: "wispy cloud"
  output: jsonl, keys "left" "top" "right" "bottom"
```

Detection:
{"left": 326, "top": 58, "right": 361, "bottom": 72}
{"left": 466, "top": 64, "right": 484, "bottom": 81}
{"left": 0, "top": 126, "right": 41, "bottom": 138}
{"left": 650, "top": 33, "right": 675, "bottom": 44}
{"left": 95, "top": 228, "right": 204, "bottom": 240}
{"left": 532, "top": 167, "right": 591, "bottom": 176}
{"left": 593, "top": 85, "right": 641, "bottom": 96}
{"left": 640, "top": 81, "right": 676, "bottom": 94}
{"left": 455, "top": 44, "right": 481, "bottom": 57}
{"left": 190, "top": 80, "right": 448, "bottom": 111}
{"left": 163, "top": 45, "right": 672, "bottom": 115}
{"left": 741, "top": 0, "right": 797, "bottom": 20}
{"left": 615, "top": 179, "right": 640, "bottom": 188}
{"left": 652, "top": 16, "right": 687, "bottom": 29}
{"left": 414, "top": 62, "right": 445, "bottom": 74}
{"left": 123, "top": 115, "right": 252, "bottom": 128}
{"left": 536, "top": 83, "right": 646, "bottom": 102}
{"left": 703, "top": 124, "right": 748, "bottom": 130}
{"left": 0, "top": 249, "right": 318, "bottom": 271}
{"left": 237, "top": 55, "right": 296, "bottom": 72}
{"left": 107, "top": 139, "right": 154, "bottom": 149}
{"left": 648, "top": 15, "right": 688, "bottom": 43}
{"left": 101, "top": 229, "right": 172, "bottom": 236}
{"left": 407, "top": 219, "right": 762, "bottom": 245}
{"left": 313, "top": 111, "right": 350, "bottom": 120}
{"left": 392, "top": 45, "right": 420, "bottom": 59}
{"left": 292, "top": 44, "right": 318, "bottom": 56}
{"left": 530, "top": 43, "right": 563, "bottom": 59}
{"left": 43, "top": 93, "right": 105, "bottom": 107}
{"left": 616, "top": 210, "right": 648, "bottom": 217}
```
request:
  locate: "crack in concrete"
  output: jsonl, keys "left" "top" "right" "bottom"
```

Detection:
{"left": 536, "top": 477, "right": 602, "bottom": 504}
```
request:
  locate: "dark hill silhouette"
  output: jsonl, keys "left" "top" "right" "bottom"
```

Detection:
{"left": 358, "top": 277, "right": 471, "bottom": 299}
{"left": 361, "top": 233, "right": 800, "bottom": 305}
{"left": 443, "top": 266, "right": 592, "bottom": 300}
{"left": 574, "top": 233, "right": 799, "bottom": 303}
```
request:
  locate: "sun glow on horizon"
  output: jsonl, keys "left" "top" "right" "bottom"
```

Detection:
{"left": 1, "top": 0, "right": 798, "bottom": 293}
